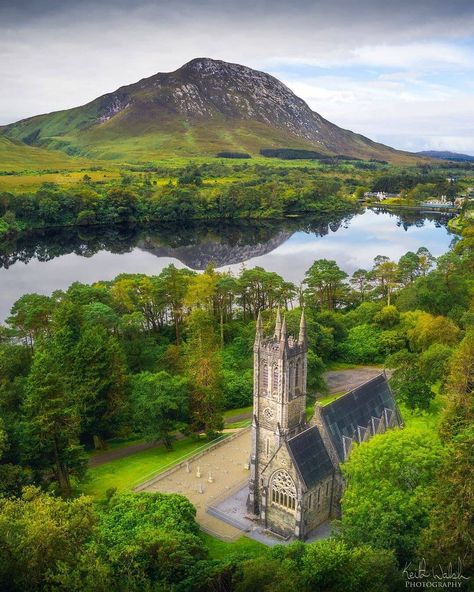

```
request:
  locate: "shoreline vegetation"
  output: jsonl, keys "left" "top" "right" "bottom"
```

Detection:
{"left": 1, "top": 157, "right": 473, "bottom": 241}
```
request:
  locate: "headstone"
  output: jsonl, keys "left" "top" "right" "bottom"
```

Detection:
{"left": 196, "top": 466, "right": 201, "bottom": 478}
{"left": 185, "top": 461, "right": 190, "bottom": 473}
{"left": 208, "top": 472, "right": 214, "bottom": 483}
{"left": 198, "top": 482, "right": 204, "bottom": 494}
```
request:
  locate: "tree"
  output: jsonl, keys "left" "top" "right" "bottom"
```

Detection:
{"left": 0, "top": 487, "right": 97, "bottom": 591}
{"left": 339, "top": 324, "right": 382, "bottom": 364}
{"left": 234, "top": 539, "right": 399, "bottom": 592}
{"left": 398, "top": 251, "right": 420, "bottom": 285}
{"left": 374, "top": 305, "right": 400, "bottom": 328}
{"left": 340, "top": 427, "right": 445, "bottom": 564}
{"left": 7, "top": 293, "right": 54, "bottom": 350}
{"left": 71, "top": 323, "right": 130, "bottom": 449}
{"left": 418, "top": 343, "right": 453, "bottom": 384}
{"left": 184, "top": 310, "right": 224, "bottom": 436}
{"left": 304, "top": 259, "right": 348, "bottom": 311}
{"left": 349, "top": 268, "right": 372, "bottom": 302}
{"left": 160, "top": 265, "right": 194, "bottom": 344}
{"left": 371, "top": 256, "right": 399, "bottom": 305}
{"left": 407, "top": 312, "right": 460, "bottom": 352}
{"left": 131, "top": 371, "right": 189, "bottom": 449}
{"left": 23, "top": 341, "right": 86, "bottom": 496}
{"left": 421, "top": 330, "right": 474, "bottom": 573}
{"left": 95, "top": 491, "right": 205, "bottom": 589}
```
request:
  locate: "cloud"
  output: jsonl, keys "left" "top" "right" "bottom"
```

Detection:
{"left": 0, "top": 0, "right": 474, "bottom": 152}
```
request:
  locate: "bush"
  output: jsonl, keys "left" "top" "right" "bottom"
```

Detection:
{"left": 338, "top": 324, "right": 383, "bottom": 363}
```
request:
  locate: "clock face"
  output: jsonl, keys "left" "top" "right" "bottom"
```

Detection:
{"left": 263, "top": 407, "right": 274, "bottom": 421}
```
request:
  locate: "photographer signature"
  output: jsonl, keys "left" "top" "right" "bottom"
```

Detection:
{"left": 403, "top": 559, "right": 470, "bottom": 583}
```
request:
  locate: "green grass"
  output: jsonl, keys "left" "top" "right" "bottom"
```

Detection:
{"left": 317, "top": 391, "right": 346, "bottom": 406}
{"left": 88, "top": 435, "right": 144, "bottom": 458}
{"left": 80, "top": 434, "right": 226, "bottom": 499}
{"left": 224, "top": 419, "right": 251, "bottom": 429}
{"left": 400, "top": 386, "right": 444, "bottom": 432}
{"left": 200, "top": 532, "right": 266, "bottom": 560}
{"left": 223, "top": 406, "right": 252, "bottom": 420}
{"left": 0, "top": 136, "right": 94, "bottom": 173}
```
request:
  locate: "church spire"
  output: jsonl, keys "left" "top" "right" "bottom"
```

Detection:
{"left": 254, "top": 310, "right": 263, "bottom": 345}
{"left": 274, "top": 306, "right": 282, "bottom": 339}
{"left": 298, "top": 309, "right": 307, "bottom": 347}
{"left": 280, "top": 315, "right": 287, "bottom": 343}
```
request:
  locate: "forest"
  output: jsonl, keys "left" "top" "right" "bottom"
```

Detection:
{"left": 1, "top": 158, "right": 473, "bottom": 241}
{"left": 0, "top": 213, "right": 472, "bottom": 590}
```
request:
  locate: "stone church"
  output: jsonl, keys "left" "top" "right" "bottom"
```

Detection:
{"left": 247, "top": 309, "right": 402, "bottom": 540}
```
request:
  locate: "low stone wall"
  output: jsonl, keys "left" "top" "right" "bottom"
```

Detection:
{"left": 134, "top": 427, "right": 250, "bottom": 492}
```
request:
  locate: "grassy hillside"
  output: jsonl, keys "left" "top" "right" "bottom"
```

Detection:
{"left": 0, "top": 136, "right": 94, "bottom": 173}
{"left": 1, "top": 58, "right": 425, "bottom": 166}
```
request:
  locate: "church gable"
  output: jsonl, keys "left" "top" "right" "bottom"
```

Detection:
{"left": 287, "top": 426, "right": 335, "bottom": 489}
{"left": 320, "top": 373, "right": 402, "bottom": 461}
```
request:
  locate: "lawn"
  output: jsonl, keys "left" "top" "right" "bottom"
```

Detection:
{"left": 200, "top": 532, "right": 266, "bottom": 560}
{"left": 400, "top": 387, "right": 444, "bottom": 432}
{"left": 223, "top": 406, "right": 252, "bottom": 420}
{"left": 80, "top": 434, "right": 227, "bottom": 499}
{"left": 88, "top": 435, "right": 144, "bottom": 458}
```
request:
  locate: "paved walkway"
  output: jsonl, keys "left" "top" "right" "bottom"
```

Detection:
{"left": 141, "top": 429, "right": 252, "bottom": 540}
{"left": 323, "top": 366, "right": 384, "bottom": 395}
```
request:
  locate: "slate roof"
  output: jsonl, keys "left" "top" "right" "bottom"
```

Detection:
{"left": 287, "top": 426, "right": 334, "bottom": 489}
{"left": 320, "top": 373, "right": 400, "bottom": 460}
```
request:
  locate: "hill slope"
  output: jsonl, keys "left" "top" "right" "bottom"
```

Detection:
{"left": 0, "top": 136, "right": 93, "bottom": 172}
{"left": 1, "top": 58, "right": 420, "bottom": 164}
{"left": 416, "top": 150, "right": 474, "bottom": 162}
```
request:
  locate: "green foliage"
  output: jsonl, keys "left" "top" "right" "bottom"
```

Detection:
{"left": 0, "top": 487, "right": 97, "bottom": 591}
{"left": 304, "top": 259, "right": 348, "bottom": 311}
{"left": 233, "top": 539, "right": 399, "bottom": 592}
{"left": 340, "top": 427, "right": 446, "bottom": 564}
{"left": 131, "top": 371, "right": 189, "bottom": 448}
{"left": 338, "top": 324, "right": 383, "bottom": 363}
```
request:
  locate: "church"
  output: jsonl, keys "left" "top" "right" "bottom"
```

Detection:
{"left": 247, "top": 309, "right": 402, "bottom": 540}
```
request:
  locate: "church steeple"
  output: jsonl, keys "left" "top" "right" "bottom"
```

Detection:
{"left": 298, "top": 309, "right": 307, "bottom": 349}
{"left": 254, "top": 310, "right": 263, "bottom": 347}
{"left": 248, "top": 306, "right": 309, "bottom": 517}
{"left": 280, "top": 315, "right": 287, "bottom": 345}
{"left": 274, "top": 306, "right": 282, "bottom": 339}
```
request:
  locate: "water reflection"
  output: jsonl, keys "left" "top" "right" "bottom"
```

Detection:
{"left": 0, "top": 208, "right": 454, "bottom": 322}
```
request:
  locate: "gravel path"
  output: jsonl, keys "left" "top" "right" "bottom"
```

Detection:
{"left": 323, "top": 366, "right": 384, "bottom": 394}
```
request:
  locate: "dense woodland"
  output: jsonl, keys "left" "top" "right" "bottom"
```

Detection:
{"left": 0, "top": 158, "right": 473, "bottom": 240}
{"left": 0, "top": 207, "right": 473, "bottom": 590}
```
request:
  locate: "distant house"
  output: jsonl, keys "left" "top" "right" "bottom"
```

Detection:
{"left": 363, "top": 191, "right": 398, "bottom": 201}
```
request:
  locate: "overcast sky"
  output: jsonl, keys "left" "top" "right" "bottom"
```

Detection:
{"left": 1, "top": 0, "right": 474, "bottom": 153}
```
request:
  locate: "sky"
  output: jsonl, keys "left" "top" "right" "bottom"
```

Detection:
{"left": 1, "top": 0, "right": 474, "bottom": 153}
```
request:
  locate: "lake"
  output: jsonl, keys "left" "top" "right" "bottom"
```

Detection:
{"left": 0, "top": 208, "right": 455, "bottom": 322}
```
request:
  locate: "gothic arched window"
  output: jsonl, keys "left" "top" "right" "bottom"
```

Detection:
{"left": 262, "top": 363, "right": 269, "bottom": 392}
{"left": 272, "top": 364, "right": 279, "bottom": 395}
{"left": 288, "top": 362, "right": 295, "bottom": 399}
{"left": 295, "top": 361, "right": 300, "bottom": 393}
{"left": 270, "top": 470, "right": 297, "bottom": 511}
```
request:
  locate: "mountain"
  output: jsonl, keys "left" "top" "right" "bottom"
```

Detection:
{"left": 1, "top": 58, "right": 421, "bottom": 164}
{"left": 416, "top": 150, "right": 474, "bottom": 162}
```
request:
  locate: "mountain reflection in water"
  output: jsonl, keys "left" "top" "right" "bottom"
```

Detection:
{"left": 0, "top": 208, "right": 454, "bottom": 322}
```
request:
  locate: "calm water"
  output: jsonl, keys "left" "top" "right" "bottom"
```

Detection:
{"left": 0, "top": 208, "right": 455, "bottom": 322}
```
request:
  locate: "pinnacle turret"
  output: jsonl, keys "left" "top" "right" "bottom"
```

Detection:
{"left": 254, "top": 310, "right": 263, "bottom": 344}
{"left": 274, "top": 306, "right": 282, "bottom": 339}
{"left": 298, "top": 309, "right": 307, "bottom": 347}
{"left": 280, "top": 316, "right": 287, "bottom": 343}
